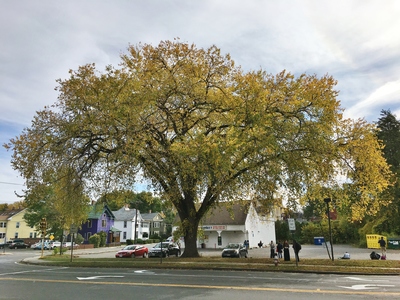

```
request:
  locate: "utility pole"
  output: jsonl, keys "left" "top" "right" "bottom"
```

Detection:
{"left": 134, "top": 207, "right": 138, "bottom": 243}
{"left": 324, "top": 198, "right": 334, "bottom": 261}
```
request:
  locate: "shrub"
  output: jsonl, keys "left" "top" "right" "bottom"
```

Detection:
{"left": 99, "top": 231, "right": 107, "bottom": 247}
{"left": 126, "top": 239, "right": 133, "bottom": 245}
{"left": 89, "top": 234, "right": 100, "bottom": 248}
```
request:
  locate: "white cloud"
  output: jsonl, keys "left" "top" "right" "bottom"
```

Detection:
{"left": 345, "top": 79, "right": 400, "bottom": 120}
{"left": 1, "top": 0, "right": 400, "bottom": 203}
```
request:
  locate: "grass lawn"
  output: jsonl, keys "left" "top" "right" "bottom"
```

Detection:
{"left": 37, "top": 255, "right": 400, "bottom": 274}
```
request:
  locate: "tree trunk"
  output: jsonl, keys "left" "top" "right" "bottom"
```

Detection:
{"left": 181, "top": 227, "right": 200, "bottom": 257}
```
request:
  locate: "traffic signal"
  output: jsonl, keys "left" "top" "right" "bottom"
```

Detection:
{"left": 40, "top": 218, "right": 47, "bottom": 234}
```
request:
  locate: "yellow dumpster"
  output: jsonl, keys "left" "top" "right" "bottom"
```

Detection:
{"left": 366, "top": 234, "right": 387, "bottom": 249}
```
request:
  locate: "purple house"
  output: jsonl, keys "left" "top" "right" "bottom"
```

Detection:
{"left": 79, "top": 203, "right": 117, "bottom": 244}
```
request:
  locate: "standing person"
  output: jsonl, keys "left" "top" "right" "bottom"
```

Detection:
{"left": 293, "top": 240, "right": 301, "bottom": 262}
{"left": 378, "top": 236, "right": 386, "bottom": 256}
{"left": 277, "top": 241, "right": 283, "bottom": 258}
{"left": 283, "top": 240, "right": 290, "bottom": 261}
{"left": 269, "top": 240, "right": 275, "bottom": 258}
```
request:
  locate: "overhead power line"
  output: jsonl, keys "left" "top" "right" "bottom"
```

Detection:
{"left": 0, "top": 181, "right": 24, "bottom": 186}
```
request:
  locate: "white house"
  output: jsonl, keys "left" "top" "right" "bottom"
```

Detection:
{"left": 174, "top": 201, "right": 276, "bottom": 249}
{"left": 112, "top": 205, "right": 146, "bottom": 242}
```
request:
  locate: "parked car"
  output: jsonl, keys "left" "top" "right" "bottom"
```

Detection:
{"left": 221, "top": 243, "right": 248, "bottom": 258}
{"left": 115, "top": 245, "right": 149, "bottom": 258}
{"left": 8, "top": 239, "right": 29, "bottom": 249}
{"left": 48, "top": 241, "right": 61, "bottom": 249}
{"left": 0, "top": 241, "right": 12, "bottom": 249}
{"left": 148, "top": 242, "right": 181, "bottom": 258}
{"left": 32, "top": 241, "right": 50, "bottom": 250}
{"left": 62, "top": 242, "right": 78, "bottom": 248}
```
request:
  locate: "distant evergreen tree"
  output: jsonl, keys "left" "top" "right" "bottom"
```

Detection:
{"left": 373, "top": 110, "right": 400, "bottom": 234}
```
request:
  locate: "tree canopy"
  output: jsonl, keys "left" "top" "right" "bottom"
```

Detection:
{"left": 5, "top": 40, "right": 392, "bottom": 257}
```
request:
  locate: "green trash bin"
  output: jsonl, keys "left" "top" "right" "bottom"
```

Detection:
{"left": 388, "top": 238, "right": 400, "bottom": 249}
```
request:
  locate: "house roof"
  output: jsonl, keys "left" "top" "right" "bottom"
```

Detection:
{"left": 109, "top": 226, "right": 121, "bottom": 233}
{"left": 87, "top": 204, "right": 115, "bottom": 220}
{"left": 141, "top": 212, "right": 163, "bottom": 221}
{"left": 200, "top": 202, "right": 250, "bottom": 225}
{"left": 0, "top": 208, "right": 25, "bottom": 221}
{"left": 112, "top": 206, "right": 140, "bottom": 221}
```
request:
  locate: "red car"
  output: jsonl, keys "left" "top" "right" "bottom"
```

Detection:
{"left": 115, "top": 245, "right": 148, "bottom": 258}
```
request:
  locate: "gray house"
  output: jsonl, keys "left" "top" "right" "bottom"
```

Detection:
{"left": 141, "top": 212, "right": 166, "bottom": 238}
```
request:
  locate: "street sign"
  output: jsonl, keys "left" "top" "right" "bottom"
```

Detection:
{"left": 70, "top": 224, "right": 78, "bottom": 234}
{"left": 288, "top": 218, "right": 296, "bottom": 231}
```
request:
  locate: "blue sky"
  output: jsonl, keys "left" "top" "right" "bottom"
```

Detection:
{"left": 1, "top": 0, "right": 400, "bottom": 204}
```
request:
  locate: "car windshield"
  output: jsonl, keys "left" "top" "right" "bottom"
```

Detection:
{"left": 154, "top": 242, "right": 169, "bottom": 248}
{"left": 226, "top": 244, "right": 239, "bottom": 249}
{"left": 123, "top": 245, "right": 136, "bottom": 250}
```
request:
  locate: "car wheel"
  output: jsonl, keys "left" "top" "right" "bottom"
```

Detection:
{"left": 143, "top": 252, "right": 148, "bottom": 258}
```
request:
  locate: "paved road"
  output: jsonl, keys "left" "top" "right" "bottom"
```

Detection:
{"left": 2, "top": 245, "right": 400, "bottom": 299}
{"left": 2, "top": 256, "right": 400, "bottom": 299}
{"left": 2, "top": 243, "right": 397, "bottom": 262}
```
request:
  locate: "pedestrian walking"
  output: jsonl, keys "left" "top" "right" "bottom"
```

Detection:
{"left": 293, "top": 240, "right": 301, "bottom": 262}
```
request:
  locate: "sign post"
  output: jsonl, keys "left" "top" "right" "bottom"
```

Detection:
{"left": 70, "top": 224, "right": 78, "bottom": 262}
{"left": 287, "top": 218, "right": 298, "bottom": 266}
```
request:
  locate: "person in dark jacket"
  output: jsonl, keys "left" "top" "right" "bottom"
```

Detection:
{"left": 293, "top": 240, "right": 301, "bottom": 262}
{"left": 283, "top": 240, "right": 290, "bottom": 261}
{"left": 277, "top": 241, "right": 283, "bottom": 258}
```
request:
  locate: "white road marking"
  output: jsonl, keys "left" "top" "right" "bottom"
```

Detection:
{"left": 345, "top": 276, "right": 387, "bottom": 282}
{"left": 339, "top": 284, "right": 395, "bottom": 290}
{"left": 77, "top": 275, "right": 124, "bottom": 280}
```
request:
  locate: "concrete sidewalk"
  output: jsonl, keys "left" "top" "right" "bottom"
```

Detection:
{"left": 253, "top": 244, "right": 399, "bottom": 260}
{"left": 201, "top": 244, "right": 400, "bottom": 260}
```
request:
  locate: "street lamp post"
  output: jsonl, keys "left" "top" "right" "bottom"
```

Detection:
{"left": 324, "top": 198, "right": 334, "bottom": 261}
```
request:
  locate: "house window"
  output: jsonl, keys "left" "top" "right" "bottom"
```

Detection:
{"left": 102, "top": 219, "right": 106, "bottom": 227}
{"left": 123, "top": 221, "right": 127, "bottom": 228}
{"left": 29, "top": 232, "right": 34, "bottom": 238}
{"left": 16, "top": 222, "right": 20, "bottom": 228}
{"left": 123, "top": 232, "right": 127, "bottom": 239}
{"left": 87, "top": 232, "right": 92, "bottom": 241}
{"left": 0, "top": 233, "right": 5, "bottom": 238}
{"left": 34, "top": 232, "right": 37, "bottom": 238}
{"left": 153, "top": 222, "right": 160, "bottom": 228}
{"left": 87, "top": 220, "right": 92, "bottom": 228}
{"left": 14, "top": 233, "right": 19, "bottom": 239}
{"left": 0, "top": 222, "right": 6, "bottom": 228}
